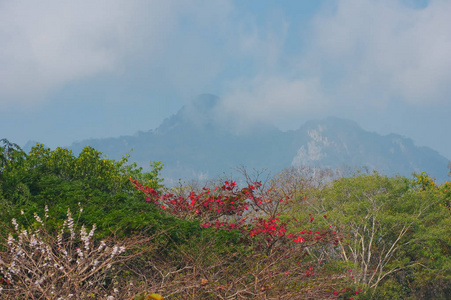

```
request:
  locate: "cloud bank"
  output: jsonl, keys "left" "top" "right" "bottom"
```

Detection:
{"left": 0, "top": 0, "right": 233, "bottom": 107}
{"left": 220, "top": 0, "right": 451, "bottom": 125}
{"left": 1, "top": 0, "right": 450, "bottom": 124}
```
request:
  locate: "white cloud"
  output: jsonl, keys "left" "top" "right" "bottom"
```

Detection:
{"left": 3, "top": 0, "right": 450, "bottom": 117}
{"left": 220, "top": 76, "right": 328, "bottom": 125}
{"left": 0, "top": 1, "right": 125, "bottom": 106}
{"left": 217, "top": 0, "right": 451, "bottom": 128}
{"left": 0, "top": 0, "right": 233, "bottom": 107}
{"left": 304, "top": 0, "right": 451, "bottom": 106}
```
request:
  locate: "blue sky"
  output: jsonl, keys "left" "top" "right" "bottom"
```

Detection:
{"left": 1, "top": 0, "right": 450, "bottom": 160}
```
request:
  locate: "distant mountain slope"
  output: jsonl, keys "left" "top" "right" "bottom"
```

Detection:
{"left": 289, "top": 117, "right": 448, "bottom": 179}
{"left": 67, "top": 94, "right": 450, "bottom": 183}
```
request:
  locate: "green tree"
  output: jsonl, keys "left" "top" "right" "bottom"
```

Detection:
{"left": 305, "top": 172, "right": 451, "bottom": 298}
{"left": 0, "top": 142, "right": 165, "bottom": 237}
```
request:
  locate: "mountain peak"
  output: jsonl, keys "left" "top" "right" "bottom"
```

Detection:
{"left": 189, "top": 93, "right": 219, "bottom": 112}
{"left": 301, "top": 117, "right": 361, "bottom": 132}
{"left": 155, "top": 94, "right": 221, "bottom": 134}
{"left": 67, "top": 96, "right": 450, "bottom": 184}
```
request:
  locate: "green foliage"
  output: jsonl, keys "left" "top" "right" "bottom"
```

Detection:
{"left": 0, "top": 141, "right": 245, "bottom": 262}
{"left": 0, "top": 142, "right": 166, "bottom": 238}
{"left": 2, "top": 139, "right": 451, "bottom": 298}
{"left": 300, "top": 172, "right": 451, "bottom": 298}
{"left": 0, "top": 139, "right": 26, "bottom": 173}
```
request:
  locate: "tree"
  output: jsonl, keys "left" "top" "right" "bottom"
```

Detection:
{"left": 0, "top": 139, "right": 26, "bottom": 174}
{"left": 306, "top": 172, "right": 443, "bottom": 296}
{"left": 0, "top": 142, "right": 165, "bottom": 237}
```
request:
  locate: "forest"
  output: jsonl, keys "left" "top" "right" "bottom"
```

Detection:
{"left": 1, "top": 138, "right": 451, "bottom": 299}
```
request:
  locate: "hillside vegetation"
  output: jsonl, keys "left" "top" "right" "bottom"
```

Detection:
{"left": 1, "top": 139, "right": 451, "bottom": 299}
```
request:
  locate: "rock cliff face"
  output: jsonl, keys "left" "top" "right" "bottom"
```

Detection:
{"left": 289, "top": 117, "right": 448, "bottom": 180}
{"left": 66, "top": 94, "right": 450, "bottom": 183}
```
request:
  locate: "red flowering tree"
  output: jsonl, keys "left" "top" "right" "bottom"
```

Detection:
{"left": 130, "top": 177, "right": 351, "bottom": 298}
{"left": 130, "top": 177, "right": 341, "bottom": 249}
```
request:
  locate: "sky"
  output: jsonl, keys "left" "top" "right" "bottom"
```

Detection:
{"left": 1, "top": 0, "right": 450, "bottom": 160}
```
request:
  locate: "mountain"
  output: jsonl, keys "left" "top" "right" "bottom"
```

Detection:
{"left": 67, "top": 94, "right": 450, "bottom": 183}
{"left": 289, "top": 117, "right": 448, "bottom": 180}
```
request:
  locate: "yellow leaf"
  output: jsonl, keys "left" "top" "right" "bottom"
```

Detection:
{"left": 147, "top": 294, "right": 163, "bottom": 300}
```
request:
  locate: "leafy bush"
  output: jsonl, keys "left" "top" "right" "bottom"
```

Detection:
{"left": 0, "top": 141, "right": 166, "bottom": 238}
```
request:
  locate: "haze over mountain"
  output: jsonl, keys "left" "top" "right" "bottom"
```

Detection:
{"left": 62, "top": 94, "right": 450, "bottom": 184}
{"left": 4, "top": 1, "right": 451, "bottom": 170}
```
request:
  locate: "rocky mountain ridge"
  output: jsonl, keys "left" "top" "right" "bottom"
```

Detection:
{"left": 63, "top": 94, "right": 450, "bottom": 183}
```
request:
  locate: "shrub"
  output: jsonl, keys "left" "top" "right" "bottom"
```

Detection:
{"left": 0, "top": 206, "right": 151, "bottom": 299}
